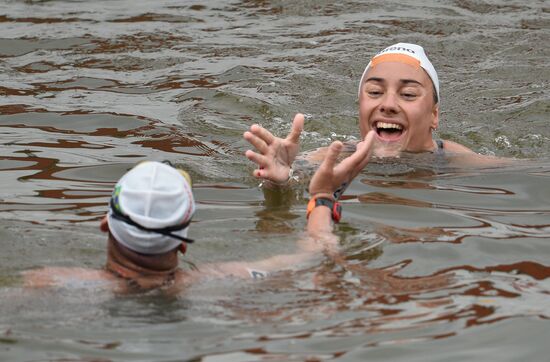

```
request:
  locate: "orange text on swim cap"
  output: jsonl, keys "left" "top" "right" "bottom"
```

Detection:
{"left": 371, "top": 53, "right": 420, "bottom": 69}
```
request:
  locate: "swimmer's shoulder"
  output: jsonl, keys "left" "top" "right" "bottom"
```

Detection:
{"left": 303, "top": 146, "right": 328, "bottom": 162}
{"left": 440, "top": 139, "right": 475, "bottom": 154}
{"left": 302, "top": 141, "right": 358, "bottom": 163}
{"left": 23, "top": 266, "right": 117, "bottom": 289}
{"left": 440, "top": 139, "right": 515, "bottom": 167}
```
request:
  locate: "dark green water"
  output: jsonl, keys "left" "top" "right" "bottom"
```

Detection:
{"left": 0, "top": 0, "right": 548, "bottom": 361}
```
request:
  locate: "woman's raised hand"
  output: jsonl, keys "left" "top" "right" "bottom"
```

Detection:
{"left": 244, "top": 113, "right": 304, "bottom": 184}
{"left": 309, "top": 131, "right": 375, "bottom": 199}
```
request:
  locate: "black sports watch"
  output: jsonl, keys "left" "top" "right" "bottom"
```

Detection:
{"left": 306, "top": 197, "right": 342, "bottom": 223}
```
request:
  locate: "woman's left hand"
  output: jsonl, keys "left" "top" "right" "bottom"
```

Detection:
{"left": 308, "top": 131, "right": 375, "bottom": 199}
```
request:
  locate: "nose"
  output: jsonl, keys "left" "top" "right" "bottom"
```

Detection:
{"left": 379, "top": 91, "right": 399, "bottom": 114}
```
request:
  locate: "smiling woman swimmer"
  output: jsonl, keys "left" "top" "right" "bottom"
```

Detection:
{"left": 357, "top": 43, "right": 473, "bottom": 156}
{"left": 242, "top": 42, "right": 501, "bottom": 188}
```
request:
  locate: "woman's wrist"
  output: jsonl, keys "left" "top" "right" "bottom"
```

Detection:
{"left": 308, "top": 192, "right": 335, "bottom": 201}
{"left": 259, "top": 167, "right": 299, "bottom": 189}
{"left": 306, "top": 195, "right": 342, "bottom": 223}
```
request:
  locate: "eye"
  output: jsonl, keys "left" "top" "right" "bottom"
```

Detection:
{"left": 401, "top": 92, "right": 417, "bottom": 99}
{"left": 365, "top": 88, "right": 383, "bottom": 97}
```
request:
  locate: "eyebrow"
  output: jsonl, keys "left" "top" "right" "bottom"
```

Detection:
{"left": 365, "top": 77, "right": 423, "bottom": 86}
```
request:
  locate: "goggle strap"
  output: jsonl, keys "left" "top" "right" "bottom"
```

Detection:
{"left": 109, "top": 199, "right": 194, "bottom": 244}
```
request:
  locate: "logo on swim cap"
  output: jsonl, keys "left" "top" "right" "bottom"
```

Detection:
{"left": 377, "top": 46, "right": 416, "bottom": 55}
{"left": 358, "top": 42, "right": 440, "bottom": 103}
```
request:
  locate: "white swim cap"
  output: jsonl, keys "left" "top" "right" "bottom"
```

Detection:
{"left": 107, "top": 161, "right": 195, "bottom": 254}
{"left": 358, "top": 43, "right": 440, "bottom": 102}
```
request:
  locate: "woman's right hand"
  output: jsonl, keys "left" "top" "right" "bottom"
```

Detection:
{"left": 244, "top": 113, "right": 304, "bottom": 184}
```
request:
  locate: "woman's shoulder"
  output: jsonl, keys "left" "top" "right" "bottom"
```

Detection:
{"left": 439, "top": 139, "right": 515, "bottom": 167}
{"left": 441, "top": 139, "right": 475, "bottom": 154}
{"left": 302, "top": 141, "right": 358, "bottom": 163}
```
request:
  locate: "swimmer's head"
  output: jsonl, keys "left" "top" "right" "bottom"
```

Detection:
{"left": 107, "top": 161, "right": 195, "bottom": 255}
{"left": 358, "top": 43, "right": 439, "bottom": 104}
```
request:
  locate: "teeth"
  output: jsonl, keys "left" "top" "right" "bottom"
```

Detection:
{"left": 376, "top": 122, "right": 403, "bottom": 130}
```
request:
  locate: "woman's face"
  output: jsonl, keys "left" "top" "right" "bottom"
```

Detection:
{"left": 358, "top": 61, "right": 439, "bottom": 156}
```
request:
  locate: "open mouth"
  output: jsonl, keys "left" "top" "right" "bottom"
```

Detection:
{"left": 374, "top": 121, "right": 404, "bottom": 141}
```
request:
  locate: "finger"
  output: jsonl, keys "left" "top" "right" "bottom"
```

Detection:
{"left": 244, "top": 131, "right": 269, "bottom": 154}
{"left": 286, "top": 113, "right": 304, "bottom": 143}
{"left": 345, "top": 130, "right": 376, "bottom": 167}
{"left": 253, "top": 169, "right": 264, "bottom": 179}
{"left": 333, "top": 155, "right": 359, "bottom": 180}
{"left": 253, "top": 168, "right": 278, "bottom": 181}
{"left": 334, "top": 138, "right": 372, "bottom": 178}
{"left": 337, "top": 144, "right": 367, "bottom": 172}
{"left": 320, "top": 141, "right": 343, "bottom": 171}
{"left": 342, "top": 131, "right": 374, "bottom": 175}
{"left": 245, "top": 150, "right": 270, "bottom": 168}
{"left": 250, "top": 124, "right": 276, "bottom": 145}
{"left": 355, "top": 130, "right": 376, "bottom": 169}
{"left": 363, "top": 130, "right": 376, "bottom": 152}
